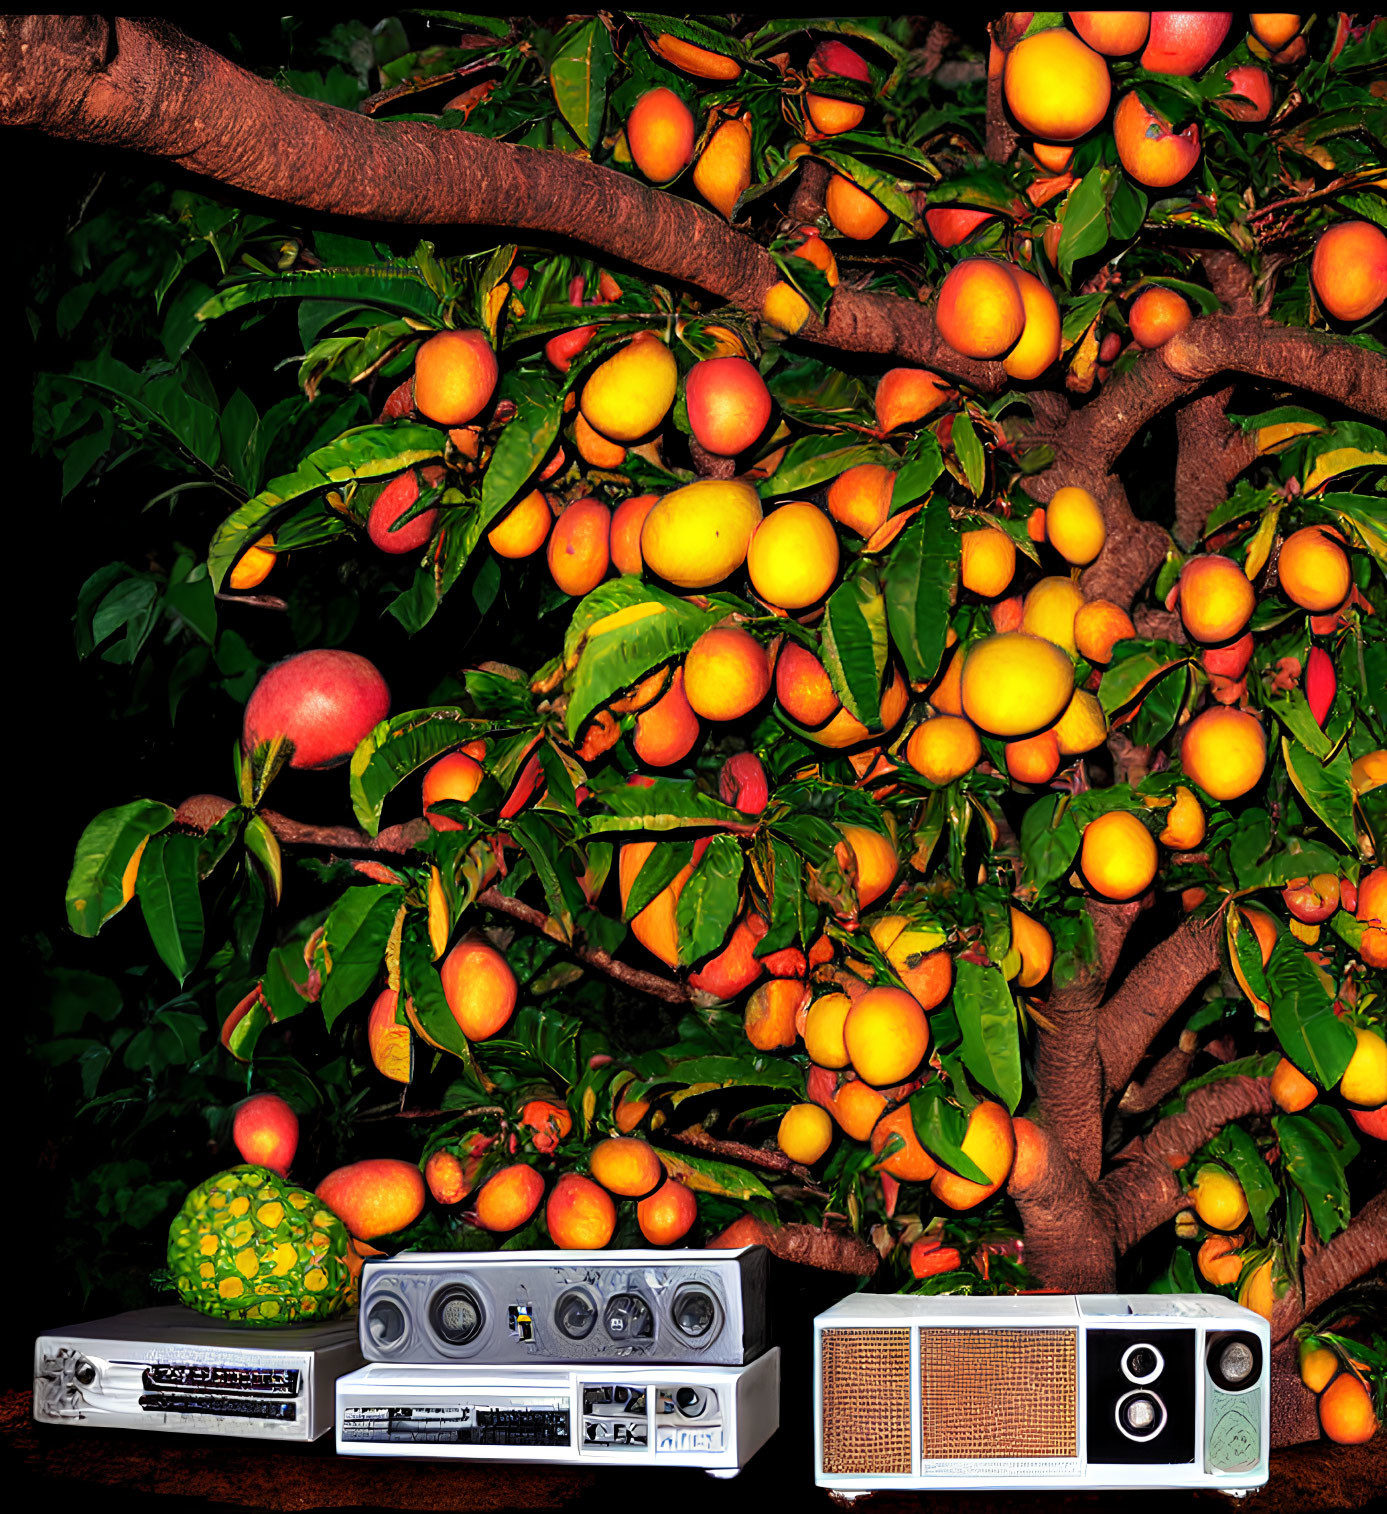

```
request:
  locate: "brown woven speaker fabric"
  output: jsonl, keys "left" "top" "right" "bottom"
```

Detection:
{"left": 821, "top": 1329, "right": 912, "bottom": 1475}
{"left": 920, "top": 1328, "right": 1077, "bottom": 1459}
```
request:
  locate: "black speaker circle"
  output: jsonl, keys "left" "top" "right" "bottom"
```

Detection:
{"left": 429, "top": 1283, "right": 485, "bottom": 1346}
{"left": 1122, "top": 1342, "right": 1164, "bottom": 1384}
{"left": 555, "top": 1287, "right": 598, "bottom": 1340}
{"left": 366, "top": 1296, "right": 407, "bottom": 1350}
{"left": 1116, "top": 1389, "right": 1167, "bottom": 1442}
{"left": 1208, "top": 1330, "right": 1263, "bottom": 1392}
{"left": 603, "top": 1292, "right": 654, "bottom": 1340}
{"left": 676, "top": 1386, "right": 704, "bottom": 1416}
{"left": 670, "top": 1283, "right": 721, "bottom": 1343}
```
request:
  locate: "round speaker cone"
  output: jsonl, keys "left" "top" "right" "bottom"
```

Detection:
{"left": 676, "top": 1387, "right": 704, "bottom": 1416}
{"left": 1219, "top": 1340, "right": 1255, "bottom": 1384}
{"left": 555, "top": 1288, "right": 597, "bottom": 1340}
{"left": 430, "top": 1284, "right": 484, "bottom": 1346}
{"left": 367, "top": 1297, "right": 406, "bottom": 1349}
{"left": 672, "top": 1286, "right": 718, "bottom": 1339}
{"left": 1116, "top": 1389, "right": 1167, "bottom": 1442}
{"left": 603, "top": 1292, "right": 654, "bottom": 1340}
{"left": 1122, "top": 1343, "right": 1162, "bottom": 1382}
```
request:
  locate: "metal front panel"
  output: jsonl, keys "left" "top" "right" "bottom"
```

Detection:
{"left": 820, "top": 1328, "right": 912, "bottom": 1476}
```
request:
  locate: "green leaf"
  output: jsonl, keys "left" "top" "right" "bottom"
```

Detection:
{"left": 320, "top": 885, "right": 405, "bottom": 1029}
{"left": 882, "top": 505, "right": 956, "bottom": 684}
{"left": 1058, "top": 166, "right": 1111, "bottom": 283}
{"left": 508, "top": 814, "right": 584, "bottom": 943}
{"left": 65, "top": 799, "right": 175, "bottom": 936}
{"left": 208, "top": 423, "right": 445, "bottom": 590}
{"left": 1274, "top": 1109, "right": 1357, "bottom": 1241}
{"left": 676, "top": 835, "right": 744, "bottom": 966}
{"left": 814, "top": 148, "right": 917, "bottom": 227}
{"left": 951, "top": 412, "right": 986, "bottom": 496}
{"left": 1210, "top": 1123, "right": 1278, "bottom": 1239}
{"left": 908, "top": 1083, "right": 990, "bottom": 1185}
{"left": 134, "top": 832, "right": 205, "bottom": 985}
{"left": 952, "top": 959, "right": 1022, "bottom": 1112}
{"left": 550, "top": 18, "right": 614, "bottom": 152}
{"left": 1281, "top": 737, "right": 1357, "bottom": 850}
{"left": 399, "top": 917, "right": 483, "bottom": 1083}
{"left": 890, "top": 436, "right": 944, "bottom": 507}
{"left": 1266, "top": 935, "right": 1356, "bottom": 1087}
{"left": 1018, "top": 793, "right": 1082, "bottom": 891}
{"left": 586, "top": 775, "right": 749, "bottom": 834}
{"left": 656, "top": 1147, "right": 776, "bottom": 1202}
{"left": 622, "top": 840, "right": 693, "bottom": 920}
{"left": 755, "top": 435, "right": 890, "bottom": 498}
{"left": 1098, "top": 640, "right": 1189, "bottom": 716}
{"left": 196, "top": 266, "right": 446, "bottom": 324}
{"left": 350, "top": 707, "right": 489, "bottom": 836}
{"left": 243, "top": 815, "right": 283, "bottom": 906}
{"left": 819, "top": 567, "right": 888, "bottom": 727}
{"left": 754, "top": 835, "right": 817, "bottom": 955}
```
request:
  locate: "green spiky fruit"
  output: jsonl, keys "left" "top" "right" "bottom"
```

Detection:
{"left": 167, "top": 1164, "right": 356, "bottom": 1325}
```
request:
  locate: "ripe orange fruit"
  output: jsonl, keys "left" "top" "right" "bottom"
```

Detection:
{"left": 960, "top": 526, "right": 1016, "bottom": 596}
{"left": 547, "top": 498, "right": 611, "bottom": 597}
{"left": 828, "top": 463, "right": 894, "bottom": 537}
{"left": 1113, "top": 91, "right": 1201, "bottom": 188}
{"left": 775, "top": 641, "right": 840, "bottom": 727}
{"left": 1005, "top": 728, "right": 1061, "bottom": 784}
{"left": 825, "top": 174, "right": 889, "bottom": 240}
{"left": 1178, "top": 555, "right": 1256, "bottom": 644}
{"left": 803, "top": 992, "right": 853, "bottom": 1069}
{"left": 1074, "top": 599, "right": 1135, "bottom": 663}
{"left": 610, "top": 493, "right": 658, "bottom": 575}
{"left": 475, "top": 1164, "right": 545, "bottom": 1232}
{"left": 960, "top": 632, "right": 1075, "bottom": 737}
{"left": 589, "top": 1136, "right": 663, "bottom": 1197}
{"left": 1159, "top": 785, "right": 1207, "bottom": 850}
{"left": 1003, "top": 29, "right": 1111, "bottom": 141}
{"left": 1340, "top": 1027, "right": 1387, "bottom": 1108}
{"left": 422, "top": 751, "right": 484, "bottom": 830}
{"left": 693, "top": 117, "right": 752, "bottom": 219}
{"left": 838, "top": 823, "right": 898, "bottom": 909}
{"left": 843, "top": 987, "right": 930, "bottom": 1087}
{"left": 936, "top": 260, "right": 1025, "bottom": 359}
{"left": 1045, "top": 486, "right": 1106, "bottom": 565}
{"left": 636, "top": 1178, "right": 698, "bottom": 1245}
{"left": 488, "top": 489, "right": 552, "bottom": 558}
{"left": 1311, "top": 221, "right": 1387, "bottom": 324}
{"left": 1180, "top": 707, "right": 1267, "bottom": 802}
{"left": 1278, "top": 526, "right": 1352, "bottom": 613}
{"left": 870, "top": 1104, "right": 938, "bottom": 1181}
{"left": 1069, "top": 13, "right": 1150, "bottom": 56}
{"left": 1319, "top": 1372, "right": 1378, "bottom": 1445}
{"left": 229, "top": 534, "right": 277, "bottom": 590}
{"left": 831, "top": 1077, "right": 889, "bottom": 1141}
{"left": 1271, "top": 1057, "right": 1318, "bottom": 1113}
{"left": 1053, "top": 690, "right": 1107, "bottom": 756}
{"left": 906, "top": 715, "right": 982, "bottom": 785}
{"left": 806, "top": 39, "right": 871, "bottom": 136}
{"left": 414, "top": 329, "right": 498, "bottom": 426}
{"left": 1009, "top": 907, "right": 1053, "bottom": 989}
{"left": 683, "top": 627, "right": 770, "bottom": 721}
{"left": 874, "top": 370, "right": 949, "bottom": 435}
{"left": 929, "top": 1101, "right": 1016, "bottom": 1210}
{"left": 439, "top": 940, "right": 519, "bottom": 1040}
{"left": 685, "top": 356, "right": 772, "bottom": 458}
{"left": 649, "top": 33, "right": 741, "bottom": 81}
{"left": 546, "top": 1172, "right": 617, "bottom": 1249}
{"left": 1129, "top": 287, "right": 1193, "bottom": 349}
{"left": 1081, "top": 811, "right": 1158, "bottom": 900}
{"left": 1002, "top": 267, "right": 1062, "bottom": 381}
{"left": 1197, "top": 1235, "right": 1244, "bottom": 1287}
{"left": 627, "top": 87, "right": 695, "bottom": 183}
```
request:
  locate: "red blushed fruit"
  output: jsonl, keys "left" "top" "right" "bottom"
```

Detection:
{"left": 1348, "top": 1104, "right": 1387, "bottom": 1140}
{"left": 1306, "top": 647, "right": 1336, "bottom": 728}
{"left": 688, "top": 914, "right": 768, "bottom": 1000}
{"left": 924, "top": 207, "right": 995, "bottom": 248}
{"left": 232, "top": 1092, "right": 299, "bottom": 1176}
{"left": 1140, "top": 12, "right": 1233, "bottom": 76}
{"left": 1201, "top": 631, "right": 1255, "bottom": 680}
{"left": 242, "top": 649, "right": 390, "bottom": 770}
{"left": 909, "top": 1239, "right": 963, "bottom": 1279}
{"left": 718, "top": 751, "right": 770, "bottom": 814}
{"left": 1220, "top": 65, "right": 1273, "bottom": 121}
{"left": 685, "top": 357, "right": 773, "bottom": 458}
{"left": 368, "top": 469, "right": 440, "bottom": 554}
{"left": 1282, "top": 874, "right": 1341, "bottom": 925}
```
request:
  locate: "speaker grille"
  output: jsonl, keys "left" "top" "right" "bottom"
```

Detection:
{"left": 821, "top": 1328, "right": 912, "bottom": 1475}
{"left": 920, "top": 1328, "right": 1077, "bottom": 1459}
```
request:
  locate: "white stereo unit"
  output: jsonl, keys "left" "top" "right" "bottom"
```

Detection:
{"left": 33, "top": 1305, "right": 365, "bottom": 1441}
{"left": 357, "top": 1246, "right": 767, "bottom": 1366}
{"left": 814, "top": 1293, "right": 1269, "bottom": 1495}
{"left": 335, "top": 1347, "right": 780, "bottom": 1477}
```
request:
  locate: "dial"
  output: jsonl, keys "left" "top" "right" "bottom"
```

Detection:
{"left": 366, "top": 1297, "right": 407, "bottom": 1350}
{"left": 671, "top": 1284, "right": 719, "bottom": 1341}
{"left": 1122, "top": 1343, "right": 1162, "bottom": 1383}
{"left": 1116, "top": 1390, "right": 1167, "bottom": 1442}
{"left": 555, "top": 1288, "right": 598, "bottom": 1340}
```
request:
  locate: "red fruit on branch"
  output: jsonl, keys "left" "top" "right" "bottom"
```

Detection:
{"left": 718, "top": 751, "right": 770, "bottom": 814}
{"left": 242, "top": 649, "right": 391, "bottom": 769}
{"left": 1305, "top": 646, "right": 1336, "bottom": 727}
{"left": 232, "top": 1092, "right": 298, "bottom": 1176}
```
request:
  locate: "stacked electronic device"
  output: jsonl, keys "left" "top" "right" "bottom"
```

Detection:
{"left": 334, "top": 1245, "right": 780, "bottom": 1476}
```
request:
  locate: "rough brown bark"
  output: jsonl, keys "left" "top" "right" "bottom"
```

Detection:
{"left": 1173, "top": 385, "right": 1260, "bottom": 548}
{"left": 1007, "top": 1121, "right": 1116, "bottom": 1290}
{"left": 1118, "top": 1029, "right": 1199, "bottom": 1115}
{"left": 706, "top": 1214, "right": 880, "bottom": 1275}
{"left": 1272, "top": 1187, "right": 1387, "bottom": 1343}
{"left": 668, "top": 1126, "right": 817, "bottom": 1186}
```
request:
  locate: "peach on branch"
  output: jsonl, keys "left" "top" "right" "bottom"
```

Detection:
{"left": 693, "top": 117, "right": 751, "bottom": 219}
{"left": 546, "top": 1172, "right": 617, "bottom": 1249}
{"left": 422, "top": 751, "right": 484, "bottom": 831}
{"left": 1139, "top": 12, "right": 1233, "bottom": 75}
{"left": 1219, "top": 65, "right": 1273, "bottom": 121}
{"left": 232, "top": 1092, "right": 298, "bottom": 1176}
{"left": 775, "top": 640, "right": 840, "bottom": 727}
{"left": 1177, "top": 555, "right": 1255, "bottom": 645}
{"left": 367, "top": 989, "right": 412, "bottom": 1084}
{"left": 367, "top": 469, "right": 439, "bottom": 555}
{"left": 627, "top": 87, "right": 695, "bottom": 183}
{"left": 688, "top": 911, "right": 767, "bottom": 999}
{"left": 475, "top": 1163, "right": 545, "bottom": 1232}
{"left": 805, "top": 39, "right": 871, "bottom": 136}
{"left": 685, "top": 356, "right": 772, "bottom": 457}
{"left": 1114, "top": 91, "right": 1201, "bottom": 188}
{"left": 1068, "top": 12, "right": 1150, "bottom": 56}
{"left": 825, "top": 173, "right": 889, "bottom": 240}
{"left": 413, "top": 328, "right": 498, "bottom": 426}
{"left": 1311, "top": 222, "right": 1387, "bottom": 324}
{"left": 317, "top": 1158, "right": 426, "bottom": 1240}
{"left": 935, "top": 259, "right": 1025, "bottom": 359}
{"left": 547, "top": 497, "right": 611, "bottom": 598}
{"left": 610, "top": 493, "right": 658, "bottom": 575}
{"left": 439, "top": 939, "right": 518, "bottom": 1041}
{"left": 1282, "top": 874, "right": 1340, "bottom": 924}
{"left": 874, "top": 370, "right": 950, "bottom": 436}
{"left": 242, "top": 649, "right": 390, "bottom": 770}
{"left": 924, "top": 207, "right": 995, "bottom": 247}
{"left": 1129, "top": 287, "right": 1193, "bottom": 349}
{"left": 683, "top": 626, "right": 771, "bottom": 720}
{"left": 1002, "top": 29, "right": 1111, "bottom": 142}
{"left": 633, "top": 667, "right": 700, "bottom": 767}
{"left": 637, "top": 1178, "right": 697, "bottom": 1245}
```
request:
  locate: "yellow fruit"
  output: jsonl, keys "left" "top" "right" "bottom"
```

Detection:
{"left": 1159, "top": 785, "right": 1206, "bottom": 850}
{"left": 1239, "top": 1256, "right": 1275, "bottom": 1320}
{"left": 843, "top": 987, "right": 930, "bottom": 1087}
{"left": 1045, "top": 487, "right": 1106, "bottom": 566}
{"left": 1180, "top": 707, "right": 1267, "bottom": 802}
{"left": 1340, "top": 1028, "right": 1387, "bottom": 1108}
{"left": 641, "top": 479, "right": 763, "bottom": 588}
{"left": 960, "top": 632, "right": 1076, "bottom": 737}
{"left": 746, "top": 502, "right": 840, "bottom": 609}
{"left": 1299, "top": 1342, "right": 1338, "bottom": 1395}
{"left": 1178, "top": 556, "right": 1256, "bottom": 645}
{"left": 1278, "top": 526, "right": 1352, "bottom": 613}
{"left": 1192, "top": 1163, "right": 1249, "bottom": 1231}
{"left": 1022, "top": 575, "right": 1087, "bottom": 655}
{"left": 229, "top": 535, "right": 277, "bottom": 591}
{"left": 839, "top": 824, "right": 899, "bottom": 910}
{"left": 905, "top": 715, "right": 982, "bottom": 785}
{"left": 580, "top": 335, "right": 678, "bottom": 443}
{"left": 960, "top": 527, "right": 1016, "bottom": 597}
{"left": 1001, "top": 268, "right": 1062, "bottom": 381}
{"left": 1010, "top": 907, "right": 1053, "bottom": 988}
{"left": 693, "top": 117, "right": 752, "bottom": 219}
{"left": 1053, "top": 689, "right": 1107, "bottom": 756}
{"left": 1003, "top": 28, "right": 1112, "bottom": 141}
{"left": 778, "top": 1103, "right": 833, "bottom": 1164}
{"left": 825, "top": 174, "right": 889, "bottom": 241}
{"left": 803, "top": 992, "right": 853, "bottom": 1069}
{"left": 762, "top": 280, "right": 811, "bottom": 334}
{"left": 1081, "top": 811, "right": 1157, "bottom": 900}
{"left": 1352, "top": 750, "right": 1387, "bottom": 797}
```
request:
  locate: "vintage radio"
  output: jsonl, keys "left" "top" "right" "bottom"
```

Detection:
{"left": 33, "top": 1305, "right": 365, "bottom": 1442}
{"left": 357, "top": 1246, "right": 768, "bottom": 1367}
{"left": 814, "top": 1293, "right": 1269, "bottom": 1495}
{"left": 335, "top": 1348, "right": 780, "bottom": 1477}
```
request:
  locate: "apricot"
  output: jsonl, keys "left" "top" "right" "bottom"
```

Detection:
{"left": 960, "top": 633, "right": 1075, "bottom": 737}
{"left": 1197, "top": 1234, "right": 1244, "bottom": 1287}
{"left": 778, "top": 1103, "right": 834, "bottom": 1164}
{"left": 936, "top": 259, "right": 1025, "bottom": 359}
{"left": 1022, "top": 575, "right": 1087, "bottom": 655}
{"left": 1319, "top": 1372, "right": 1378, "bottom": 1445}
{"left": 1311, "top": 222, "right": 1387, "bottom": 324}
{"left": 747, "top": 502, "right": 840, "bottom": 609}
{"left": 1114, "top": 91, "right": 1201, "bottom": 188}
{"left": 1221, "top": 65, "right": 1273, "bottom": 121}
{"left": 776, "top": 641, "right": 840, "bottom": 726}
{"left": 762, "top": 280, "right": 812, "bottom": 334}
{"left": 422, "top": 751, "right": 484, "bottom": 831}
{"left": 641, "top": 478, "right": 762, "bottom": 588}
{"left": 228, "top": 534, "right": 277, "bottom": 591}
{"left": 1006, "top": 728, "right": 1062, "bottom": 784}
{"left": 1278, "top": 526, "right": 1352, "bottom": 612}
{"left": 688, "top": 912, "right": 766, "bottom": 999}
{"left": 367, "top": 989, "right": 412, "bottom": 1085}
{"left": 839, "top": 823, "right": 898, "bottom": 909}
{"left": 1282, "top": 873, "right": 1340, "bottom": 924}
{"left": 649, "top": 33, "right": 740, "bottom": 81}
{"left": 1002, "top": 268, "right": 1063, "bottom": 381}
{"left": 872, "top": 917, "right": 953, "bottom": 1013}
{"left": 607, "top": 493, "right": 657, "bottom": 576}
{"left": 1046, "top": 486, "right": 1106, "bottom": 565}
{"left": 242, "top": 649, "right": 390, "bottom": 770}
{"left": 619, "top": 839, "right": 698, "bottom": 968}
{"left": 1178, "top": 555, "right": 1255, "bottom": 644}
{"left": 1159, "top": 785, "right": 1207, "bottom": 850}
{"left": 1074, "top": 599, "right": 1135, "bottom": 663}
{"left": 808, "top": 667, "right": 909, "bottom": 750}
{"left": 581, "top": 334, "right": 678, "bottom": 443}
{"left": 439, "top": 939, "right": 518, "bottom": 1041}
{"left": 686, "top": 356, "right": 772, "bottom": 458}
{"left": 632, "top": 667, "right": 700, "bottom": 768}
{"left": 425, "top": 1148, "right": 469, "bottom": 1206}
{"left": 1032, "top": 141, "right": 1074, "bottom": 172}
{"left": 637, "top": 1178, "right": 697, "bottom": 1245}
{"left": 520, "top": 1099, "right": 572, "bottom": 1154}
{"left": 828, "top": 463, "right": 894, "bottom": 538}
{"left": 317, "top": 1158, "right": 426, "bottom": 1240}
{"left": 1081, "top": 810, "right": 1158, "bottom": 900}
{"left": 546, "top": 1172, "right": 617, "bottom": 1249}
{"left": 925, "top": 207, "right": 996, "bottom": 246}
{"left": 475, "top": 1163, "right": 545, "bottom": 1232}
{"left": 806, "top": 39, "right": 871, "bottom": 136}
{"left": 414, "top": 328, "right": 498, "bottom": 426}
{"left": 1180, "top": 706, "right": 1267, "bottom": 801}
{"left": 1140, "top": 12, "right": 1233, "bottom": 75}
{"left": 906, "top": 715, "right": 982, "bottom": 786}
{"left": 1250, "top": 14, "right": 1302, "bottom": 50}
{"left": 1069, "top": 12, "right": 1150, "bottom": 55}
{"left": 870, "top": 1104, "right": 939, "bottom": 1181}
{"left": 547, "top": 497, "right": 611, "bottom": 597}
{"left": 825, "top": 174, "right": 889, "bottom": 241}
{"left": 874, "top": 370, "right": 950, "bottom": 434}
{"left": 745, "top": 978, "right": 808, "bottom": 1050}
{"left": 628, "top": 87, "right": 695, "bottom": 183}
{"left": 1010, "top": 907, "right": 1054, "bottom": 989}
{"left": 831, "top": 1077, "right": 889, "bottom": 1141}
{"left": 804, "top": 993, "right": 853, "bottom": 1069}
{"left": 683, "top": 626, "right": 770, "bottom": 721}
{"left": 694, "top": 117, "right": 752, "bottom": 219}
{"left": 1238, "top": 1256, "right": 1275, "bottom": 1320}
{"left": 788, "top": 228, "right": 839, "bottom": 286}
{"left": 1270, "top": 1057, "right": 1318, "bottom": 1113}
{"left": 961, "top": 525, "right": 1017, "bottom": 596}
{"left": 1130, "top": 287, "right": 1193, "bottom": 349}
{"left": 488, "top": 488, "right": 551, "bottom": 558}
{"left": 929, "top": 1101, "right": 1016, "bottom": 1210}
{"left": 573, "top": 411, "right": 626, "bottom": 469}
{"left": 232, "top": 1092, "right": 299, "bottom": 1177}
{"left": 1003, "top": 29, "right": 1111, "bottom": 142}
{"left": 1053, "top": 689, "right": 1108, "bottom": 756}
{"left": 589, "top": 1136, "right": 663, "bottom": 1197}
{"left": 844, "top": 987, "right": 929, "bottom": 1087}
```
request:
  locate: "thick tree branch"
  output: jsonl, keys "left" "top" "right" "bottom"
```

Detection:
{"left": 668, "top": 1126, "right": 819, "bottom": 1187}
{"left": 1007, "top": 1120, "right": 1116, "bottom": 1290}
{"left": 1098, "top": 913, "right": 1226, "bottom": 1097}
{"left": 1272, "top": 1187, "right": 1387, "bottom": 1343}
{"left": 0, "top": 15, "right": 1002, "bottom": 388}
{"left": 1100, "top": 1075, "right": 1276, "bottom": 1251}
{"left": 1118, "top": 1029, "right": 1200, "bottom": 1116}
{"left": 706, "top": 1214, "right": 880, "bottom": 1275}
{"left": 1173, "top": 386, "right": 1260, "bottom": 549}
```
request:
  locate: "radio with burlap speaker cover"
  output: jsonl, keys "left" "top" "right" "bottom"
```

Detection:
{"left": 814, "top": 1293, "right": 1268, "bottom": 1495}
{"left": 336, "top": 1246, "right": 779, "bottom": 1477}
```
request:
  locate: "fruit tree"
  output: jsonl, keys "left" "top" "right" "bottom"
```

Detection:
{"left": 13, "top": 10, "right": 1387, "bottom": 1448}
